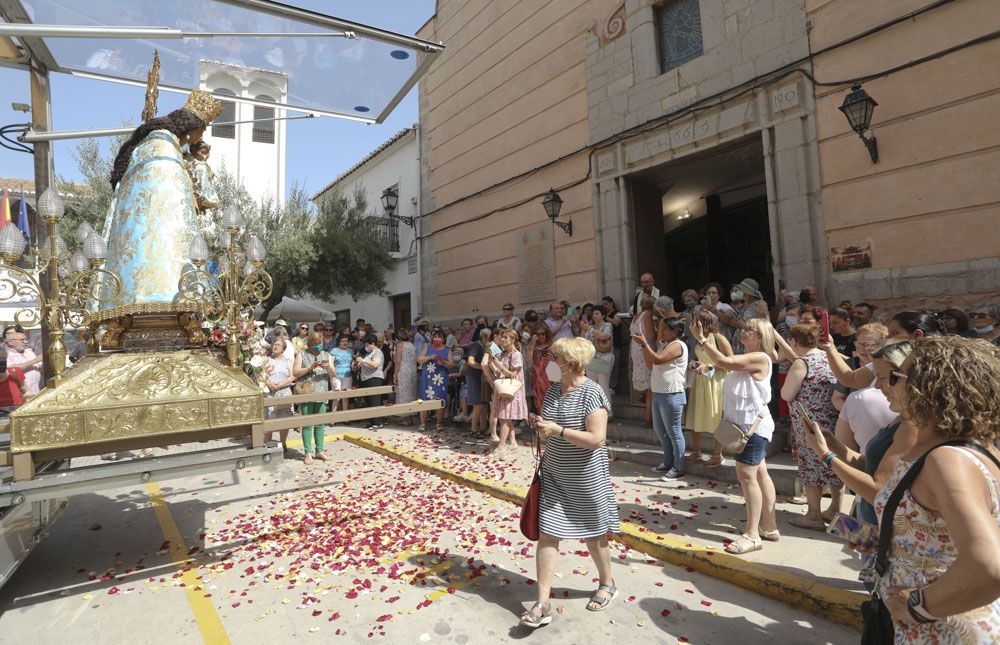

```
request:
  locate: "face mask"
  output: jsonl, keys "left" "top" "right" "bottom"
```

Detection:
{"left": 785, "top": 316, "right": 798, "bottom": 326}
{"left": 312, "top": 344, "right": 323, "bottom": 352}
{"left": 545, "top": 361, "right": 562, "bottom": 382}
{"left": 431, "top": 339, "right": 444, "bottom": 348}
{"left": 731, "top": 290, "right": 744, "bottom": 302}
{"left": 974, "top": 325, "right": 995, "bottom": 334}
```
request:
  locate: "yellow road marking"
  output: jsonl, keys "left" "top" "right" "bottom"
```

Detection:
{"left": 146, "top": 483, "right": 231, "bottom": 645}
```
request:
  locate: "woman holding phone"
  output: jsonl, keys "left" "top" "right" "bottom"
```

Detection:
{"left": 292, "top": 332, "right": 336, "bottom": 464}
{"left": 691, "top": 318, "right": 780, "bottom": 554}
{"left": 803, "top": 336, "right": 1000, "bottom": 641}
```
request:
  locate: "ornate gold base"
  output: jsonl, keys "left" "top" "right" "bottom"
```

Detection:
{"left": 101, "top": 312, "right": 206, "bottom": 351}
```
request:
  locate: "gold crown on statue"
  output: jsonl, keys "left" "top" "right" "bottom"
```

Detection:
{"left": 182, "top": 89, "right": 224, "bottom": 124}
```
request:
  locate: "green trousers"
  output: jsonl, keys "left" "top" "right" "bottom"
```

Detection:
{"left": 300, "top": 401, "right": 327, "bottom": 453}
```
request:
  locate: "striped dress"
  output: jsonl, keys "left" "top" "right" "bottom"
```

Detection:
{"left": 538, "top": 380, "right": 621, "bottom": 539}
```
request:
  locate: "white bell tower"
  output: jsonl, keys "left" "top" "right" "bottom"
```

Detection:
{"left": 198, "top": 60, "right": 287, "bottom": 205}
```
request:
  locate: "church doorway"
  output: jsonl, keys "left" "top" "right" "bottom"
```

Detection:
{"left": 627, "top": 136, "right": 775, "bottom": 303}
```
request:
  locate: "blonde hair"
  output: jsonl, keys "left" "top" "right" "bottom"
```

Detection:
{"left": 872, "top": 340, "right": 912, "bottom": 369}
{"left": 307, "top": 331, "right": 324, "bottom": 348}
{"left": 745, "top": 318, "right": 778, "bottom": 361}
{"left": 498, "top": 328, "right": 522, "bottom": 353}
{"left": 551, "top": 337, "right": 595, "bottom": 374}
{"left": 903, "top": 336, "right": 1000, "bottom": 440}
{"left": 857, "top": 322, "right": 889, "bottom": 344}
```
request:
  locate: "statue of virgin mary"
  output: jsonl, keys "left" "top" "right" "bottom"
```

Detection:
{"left": 98, "top": 89, "right": 223, "bottom": 321}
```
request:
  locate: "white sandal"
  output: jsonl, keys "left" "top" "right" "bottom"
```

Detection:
{"left": 725, "top": 533, "right": 763, "bottom": 554}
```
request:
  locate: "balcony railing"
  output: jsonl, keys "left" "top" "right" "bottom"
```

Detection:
{"left": 372, "top": 216, "right": 400, "bottom": 253}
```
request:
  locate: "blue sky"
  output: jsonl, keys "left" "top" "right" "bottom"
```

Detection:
{"left": 0, "top": 1, "right": 435, "bottom": 197}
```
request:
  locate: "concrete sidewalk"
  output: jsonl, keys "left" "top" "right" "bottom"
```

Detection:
{"left": 333, "top": 424, "right": 867, "bottom": 628}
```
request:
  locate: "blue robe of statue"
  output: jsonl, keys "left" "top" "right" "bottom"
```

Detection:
{"left": 100, "top": 130, "right": 197, "bottom": 318}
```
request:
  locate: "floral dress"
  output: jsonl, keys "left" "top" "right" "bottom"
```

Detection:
{"left": 790, "top": 350, "right": 842, "bottom": 487}
{"left": 491, "top": 351, "right": 527, "bottom": 420}
{"left": 418, "top": 346, "right": 450, "bottom": 401}
{"left": 395, "top": 341, "right": 418, "bottom": 404}
{"left": 629, "top": 312, "right": 652, "bottom": 392}
{"left": 874, "top": 447, "right": 1000, "bottom": 644}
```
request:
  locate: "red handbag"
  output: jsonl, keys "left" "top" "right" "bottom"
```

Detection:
{"left": 519, "top": 434, "right": 543, "bottom": 541}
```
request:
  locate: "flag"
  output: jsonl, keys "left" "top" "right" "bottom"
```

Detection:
{"left": 0, "top": 189, "right": 9, "bottom": 231}
{"left": 17, "top": 191, "right": 29, "bottom": 242}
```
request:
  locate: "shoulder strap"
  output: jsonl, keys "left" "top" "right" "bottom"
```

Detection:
{"left": 875, "top": 439, "right": 1000, "bottom": 576}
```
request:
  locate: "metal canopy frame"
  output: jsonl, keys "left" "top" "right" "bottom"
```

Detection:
{"left": 0, "top": 0, "right": 444, "bottom": 125}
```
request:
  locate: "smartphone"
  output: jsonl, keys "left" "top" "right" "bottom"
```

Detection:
{"left": 488, "top": 343, "right": 502, "bottom": 358}
{"left": 827, "top": 513, "right": 879, "bottom": 551}
{"left": 528, "top": 413, "right": 542, "bottom": 428}
{"left": 794, "top": 400, "right": 810, "bottom": 420}
{"left": 818, "top": 309, "right": 831, "bottom": 340}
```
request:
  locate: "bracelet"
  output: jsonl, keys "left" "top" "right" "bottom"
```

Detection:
{"left": 697, "top": 338, "right": 707, "bottom": 346}
{"left": 821, "top": 451, "right": 836, "bottom": 467}
{"left": 559, "top": 427, "right": 566, "bottom": 438}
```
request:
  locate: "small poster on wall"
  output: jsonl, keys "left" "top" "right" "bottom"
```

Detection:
{"left": 831, "top": 241, "right": 873, "bottom": 272}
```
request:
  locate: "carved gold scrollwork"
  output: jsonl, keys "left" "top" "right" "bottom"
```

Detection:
{"left": 177, "top": 267, "right": 226, "bottom": 323}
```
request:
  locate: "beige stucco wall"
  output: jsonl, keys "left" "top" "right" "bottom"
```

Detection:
{"left": 416, "top": 0, "right": 618, "bottom": 322}
{"left": 808, "top": 0, "right": 1000, "bottom": 309}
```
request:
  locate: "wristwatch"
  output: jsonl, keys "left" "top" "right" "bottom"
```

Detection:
{"left": 697, "top": 338, "right": 707, "bottom": 346}
{"left": 907, "top": 588, "right": 937, "bottom": 624}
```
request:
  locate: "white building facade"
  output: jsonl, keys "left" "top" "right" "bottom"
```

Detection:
{"left": 199, "top": 60, "right": 287, "bottom": 204}
{"left": 310, "top": 127, "right": 421, "bottom": 333}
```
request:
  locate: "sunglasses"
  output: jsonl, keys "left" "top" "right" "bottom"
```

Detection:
{"left": 969, "top": 312, "right": 991, "bottom": 319}
{"left": 889, "top": 370, "right": 908, "bottom": 386}
{"left": 503, "top": 307, "right": 514, "bottom": 311}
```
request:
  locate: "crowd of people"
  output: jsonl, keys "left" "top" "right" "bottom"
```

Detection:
{"left": 505, "top": 276, "right": 999, "bottom": 640}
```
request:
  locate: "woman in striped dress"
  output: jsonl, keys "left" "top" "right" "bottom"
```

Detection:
{"left": 520, "top": 337, "right": 620, "bottom": 628}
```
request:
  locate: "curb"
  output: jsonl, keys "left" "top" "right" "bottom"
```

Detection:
{"left": 341, "top": 433, "right": 865, "bottom": 628}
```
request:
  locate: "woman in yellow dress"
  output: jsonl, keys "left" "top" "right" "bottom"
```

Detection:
{"left": 685, "top": 309, "right": 733, "bottom": 467}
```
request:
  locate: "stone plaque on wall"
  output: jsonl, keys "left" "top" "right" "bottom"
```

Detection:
{"left": 518, "top": 222, "right": 556, "bottom": 304}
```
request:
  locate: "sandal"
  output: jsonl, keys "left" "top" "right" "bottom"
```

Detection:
{"left": 520, "top": 601, "right": 552, "bottom": 628}
{"left": 417, "top": 424, "right": 427, "bottom": 432}
{"left": 586, "top": 583, "right": 618, "bottom": 612}
{"left": 761, "top": 530, "right": 781, "bottom": 542}
{"left": 684, "top": 453, "right": 702, "bottom": 464}
{"left": 788, "top": 515, "right": 828, "bottom": 531}
{"left": 725, "top": 534, "right": 763, "bottom": 554}
{"left": 706, "top": 454, "right": 724, "bottom": 468}
{"left": 435, "top": 425, "right": 445, "bottom": 432}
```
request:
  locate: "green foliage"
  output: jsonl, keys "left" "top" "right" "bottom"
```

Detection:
{"left": 56, "top": 130, "right": 128, "bottom": 251}
{"left": 306, "top": 188, "right": 396, "bottom": 303}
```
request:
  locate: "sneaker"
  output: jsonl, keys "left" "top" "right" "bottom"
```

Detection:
{"left": 652, "top": 463, "right": 669, "bottom": 473}
{"left": 660, "top": 468, "right": 684, "bottom": 482}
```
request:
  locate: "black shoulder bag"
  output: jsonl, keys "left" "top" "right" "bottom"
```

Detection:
{"left": 862, "top": 439, "right": 1000, "bottom": 644}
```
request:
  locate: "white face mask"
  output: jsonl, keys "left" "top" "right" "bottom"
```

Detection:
{"left": 974, "top": 324, "right": 995, "bottom": 334}
{"left": 785, "top": 316, "right": 798, "bottom": 326}
{"left": 731, "top": 290, "right": 744, "bottom": 302}
{"left": 545, "top": 361, "right": 562, "bottom": 382}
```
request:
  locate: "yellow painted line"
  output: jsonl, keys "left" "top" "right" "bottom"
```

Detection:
{"left": 341, "top": 433, "right": 865, "bottom": 629}
{"left": 146, "top": 483, "right": 231, "bottom": 645}
{"left": 281, "top": 430, "right": 348, "bottom": 450}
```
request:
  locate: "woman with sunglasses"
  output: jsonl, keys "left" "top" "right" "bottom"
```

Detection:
{"left": 691, "top": 318, "right": 780, "bottom": 554}
{"left": 806, "top": 336, "right": 1000, "bottom": 641}
{"left": 292, "top": 323, "right": 311, "bottom": 352}
{"left": 969, "top": 303, "right": 1000, "bottom": 346}
{"left": 802, "top": 342, "right": 917, "bottom": 528}
{"left": 495, "top": 303, "right": 521, "bottom": 330}
{"left": 823, "top": 311, "right": 945, "bottom": 390}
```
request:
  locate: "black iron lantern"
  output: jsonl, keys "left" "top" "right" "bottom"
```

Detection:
{"left": 380, "top": 187, "right": 398, "bottom": 217}
{"left": 838, "top": 83, "right": 879, "bottom": 163}
{"left": 542, "top": 187, "right": 571, "bottom": 236}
